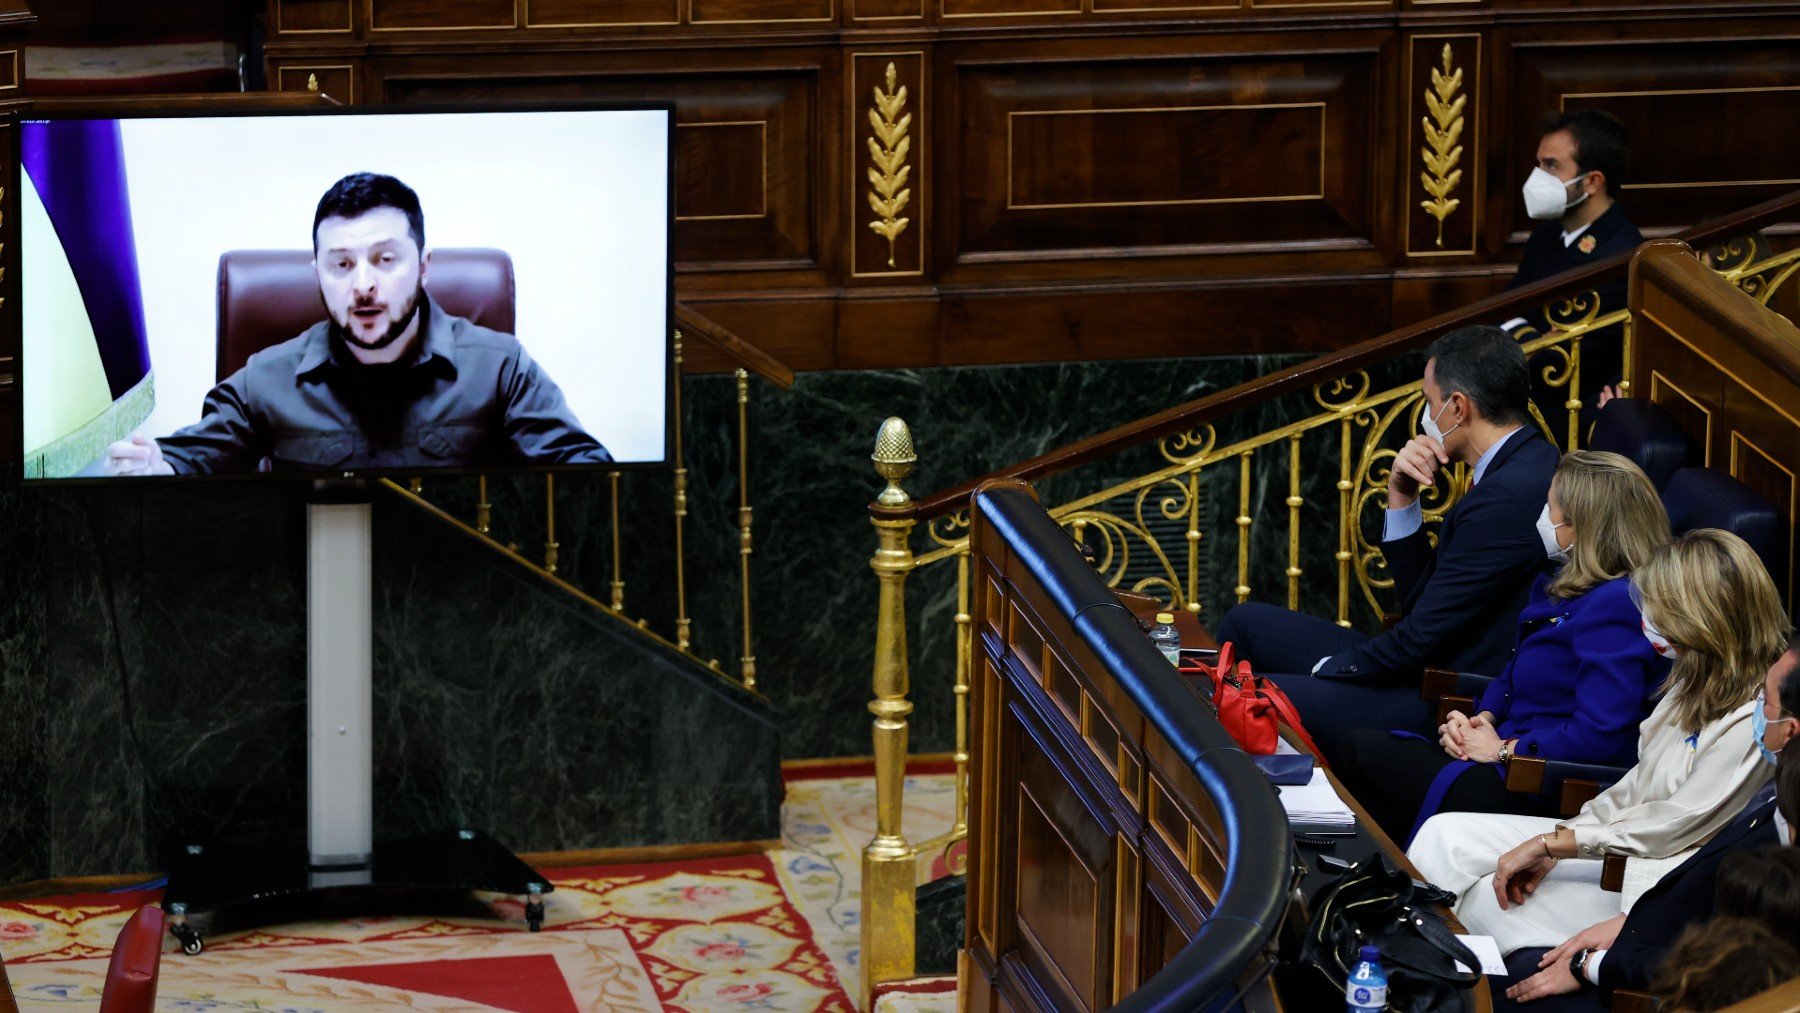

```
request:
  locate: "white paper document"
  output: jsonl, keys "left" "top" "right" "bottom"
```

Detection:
{"left": 1277, "top": 768, "right": 1355, "bottom": 827}
{"left": 1453, "top": 934, "right": 1509, "bottom": 975}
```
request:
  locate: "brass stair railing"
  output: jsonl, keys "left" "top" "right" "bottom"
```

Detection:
{"left": 396, "top": 302, "right": 793, "bottom": 694}
{"left": 856, "top": 189, "right": 1800, "bottom": 1001}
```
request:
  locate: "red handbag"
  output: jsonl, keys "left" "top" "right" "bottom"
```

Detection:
{"left": 1184, "top": 642, "right": 1327, "bottom": 764}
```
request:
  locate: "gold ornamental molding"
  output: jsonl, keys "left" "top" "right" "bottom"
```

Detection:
{"left": 866, "top": 62, "right": 913, "bottom": 269}
{"left": 1419, "top": 42, "right": 1466, "bottom": 248}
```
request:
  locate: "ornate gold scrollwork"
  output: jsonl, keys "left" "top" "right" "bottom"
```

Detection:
{"left": 1419, "top": 43, "right": 1466, "bottom": 248}
{"left": 1315, "top": 370, "right": 1373, "bottom": 414}
{"left": 929, "top": 508, "right": 971, "bottom": 550}
{"left": 866, "top": 63, "right": 913, "bottom": 269}
{"left": 1061, "top": 477, "right": 1191, "bottom": 610}
{"left": 1158, "top": 423, "right": 1218, "bottom": 465}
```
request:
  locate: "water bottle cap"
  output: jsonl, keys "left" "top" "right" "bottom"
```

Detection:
{"left": 1359, "top": 945, "right": 1380, "bottom": 961}
{"left": 1155, "top": 613, "right": 1175, "bottom": 624}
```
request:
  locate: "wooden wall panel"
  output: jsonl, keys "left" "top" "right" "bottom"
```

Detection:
{"left": 276, "top": 0, "right": 355, "bottom": 32}
{"left": 369, "top": 0, "right": 517, "bottom": 30}
{"left": 377, "top": 65, "right": 824, "bottom": 275}
{"left": 948, "top": 45, "right": 1379, "bottom": 267}
{"left": 1503, "top": 33, "right": 1800, "bottom": 238}
{"left": 524, "top": 0, "right": 681, "bottom": 26}
{"left": 261, "top": 2, "right": 1800, "bottom": 372}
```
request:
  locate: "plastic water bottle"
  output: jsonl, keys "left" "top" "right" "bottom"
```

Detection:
{"left": 1148, "top": 612, "right": 1181, "bottom": 666}
{"left": 1346, "top": 945, "right": 1387, "bottom": 1012}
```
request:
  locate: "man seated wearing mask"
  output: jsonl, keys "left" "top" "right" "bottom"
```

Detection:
{"left": 1214, "top": 326, "right": 1560, "bottom": 762}
{"left": 1501, "top": 110, "right": 1641, "bottom": 408}
{"left": 1490, "top": 634, "right": 1800, "bottom": 1010}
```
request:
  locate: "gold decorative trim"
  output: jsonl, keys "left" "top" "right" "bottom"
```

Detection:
{"left": 1090, "top": 0, "right": 1234, "bottom": 12}
{"left": 277, "top": 65, "right": 357, "bottom": 104}
{"left": 673, "top": 121, "right": 769, "bottom": 222}
{"left": 1419, "top": 43, "right": 1465, "bottom": 249}
{"left": 1729, "top": 431, "right": 1797, "bottom": 604}
{"left": 866, "top": 63, "right": 914, "bottom": 269}
{"left": 1649, "top": 369, "right": 1714, "bottom": 467}
{"left": 276, "top": 0, "right": 356, "bottom": 33}
{"left": 1005, "top": 103, "right": 1326, "bottom": 211}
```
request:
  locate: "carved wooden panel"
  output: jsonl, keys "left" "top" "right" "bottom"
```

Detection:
{"left": 370, "top": 0, "right": 517, "bottom": 30}
{"left": 852, "top": 53, "right": 925, "bottom": 278}
{"left": 379, "top": 66, "right": 820, "bottom": 273}
{"left": 274, "top": 0, "right": 355, "bottom": 32}
{"left": 1505, "top": 35, "right": 1800, "bottom": 236}
{"left": 524, "top": 0, "right": 680, "bottom": 26}
{"left": 1634, "top": 247, "right": 1800, "bottom": 604}
{"left": 950, "top": 45, "right": 1378, "bottom": 266}
{"left": 1406, "top": 34, "right": 1481, "bottom": 257}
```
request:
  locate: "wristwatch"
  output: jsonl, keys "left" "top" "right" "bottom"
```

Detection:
{"left": 1497, "top": 739, "right": 1513, "bottom": 766}
{"left": 1570, "top": 947, "right": 1594, "bottom": 987}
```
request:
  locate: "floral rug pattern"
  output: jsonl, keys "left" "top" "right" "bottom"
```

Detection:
{"left": 0, "top": 770, "right": 959, "bottom": 1011}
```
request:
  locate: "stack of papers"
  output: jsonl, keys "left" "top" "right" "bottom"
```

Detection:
{"left": 1277, "top": 768, "right": 1356, "bottom": 828}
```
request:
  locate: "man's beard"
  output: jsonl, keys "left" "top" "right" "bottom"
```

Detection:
{"left": 338, "top": 286, "right": 424, "bottom": 352}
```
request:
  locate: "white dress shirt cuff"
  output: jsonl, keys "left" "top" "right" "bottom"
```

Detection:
{"left": 1384, "top": 500, "right": 1423, "bottom": 541}
{"left": 1585, "top": 949, "right": 1606, "bottom": 985}
{"left": 1500, "top": 317, "right": 1531, "bottom": 333}
{"left": 1312, "top": 656, "right": 1331, "bottom": 674}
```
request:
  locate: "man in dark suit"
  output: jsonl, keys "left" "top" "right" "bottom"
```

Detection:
{"left": 1214, "top": 325, "right": 1561, "bottom": 761}
{"left": 1490, "top": 638, "right": 1800, "bottom": 1010}
{"left": 1502, "top": 110, "right": 1642, "bottom": 416}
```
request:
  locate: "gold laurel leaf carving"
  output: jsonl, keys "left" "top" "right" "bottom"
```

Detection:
{"left": 866, "top": 62, "right": 914, "bottom": 269}
{"left": 1419, "top": 42, "right": 1468, "bottom": 249}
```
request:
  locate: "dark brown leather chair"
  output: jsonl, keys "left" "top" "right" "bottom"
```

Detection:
{"left": 215, "top": 248, "right": 516, "bottom": 380}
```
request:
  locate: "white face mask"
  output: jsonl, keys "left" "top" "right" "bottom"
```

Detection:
{"left": 1641, "top": 617, "right": 1680, "bottom": 658}
{"left": 1421, "top": 395, "right": 1462, "bottom": 445}
{"left": 1536, "top": 504, "right": 1572, "bottom": 563}
{"left": 1522, "top": 166, "right": 1592, "bottom": 221}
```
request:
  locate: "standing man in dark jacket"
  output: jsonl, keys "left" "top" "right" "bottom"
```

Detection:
{"left": 1214, "top": 326, "right": 1561, "bottom": 762}
{"left": 1490, "top": 637, "right": 1800, "bottom": 1010}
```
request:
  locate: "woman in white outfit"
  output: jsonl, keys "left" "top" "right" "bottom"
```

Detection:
{"left": 1407, "top": 528, "right": 1789, "bottom": 954}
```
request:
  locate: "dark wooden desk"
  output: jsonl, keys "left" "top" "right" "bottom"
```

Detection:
{"left": 0, "top": 955, "right": 16, "bottom": 1013}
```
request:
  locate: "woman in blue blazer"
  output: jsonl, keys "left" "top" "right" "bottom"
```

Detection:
{"left": 1341, "top": 450, "right": 1673, "bottom": 842}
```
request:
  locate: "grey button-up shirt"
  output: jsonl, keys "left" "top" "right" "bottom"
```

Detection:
{"left": 159, "top": 296, "right": 613, "bottom": 473}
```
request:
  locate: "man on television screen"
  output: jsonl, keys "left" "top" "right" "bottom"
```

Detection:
{"left": 105, "top": 172, "right": 612, "bottom": 475}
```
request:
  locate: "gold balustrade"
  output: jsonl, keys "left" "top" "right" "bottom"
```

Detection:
{"left": 404, "top": 324, "right": 788, "bottom": 695}
{"left": 857, "top": 236, "right": 1800, "bottom": 1000}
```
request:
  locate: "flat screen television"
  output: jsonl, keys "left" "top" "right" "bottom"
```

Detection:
{"left": 15, "top": 102, "right": 673, "bottom": 481}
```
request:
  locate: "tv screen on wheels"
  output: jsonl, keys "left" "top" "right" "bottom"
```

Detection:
{"left": 17, "top": 103, "right": 673, "bottom": 481}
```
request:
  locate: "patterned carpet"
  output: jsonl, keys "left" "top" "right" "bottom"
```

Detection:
{"left": 0, "top": 769, "right": 959, "bottom": 1011}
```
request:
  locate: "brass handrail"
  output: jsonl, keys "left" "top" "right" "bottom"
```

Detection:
{"left": 888, "top": 186, "right": 1800, "bottom": 524}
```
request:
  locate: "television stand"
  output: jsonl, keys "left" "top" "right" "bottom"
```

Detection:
{"left": 160, "top": 482, "right": 550, "bottom": 954}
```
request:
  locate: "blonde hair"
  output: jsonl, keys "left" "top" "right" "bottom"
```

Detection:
{"left": 1545, "top": 451, "right": 1672, "bottom": 600}
{"left": 1635, "top": 529, "right": 1792, "bottom": 733}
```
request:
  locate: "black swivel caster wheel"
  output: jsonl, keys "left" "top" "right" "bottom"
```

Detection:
{"left": 170, "top": 922, "right": 205, "bottom": 955}
{"left": 525, "top": 898, "right": 545, "bottom": 933}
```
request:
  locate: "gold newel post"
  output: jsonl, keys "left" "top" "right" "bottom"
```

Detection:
{"left": 863, "top": 416, "right": 919, "bottom": 1005}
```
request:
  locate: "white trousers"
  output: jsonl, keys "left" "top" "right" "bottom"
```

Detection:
{"left": 1407, "top": 812, "right": 1623, "bottom": 955}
